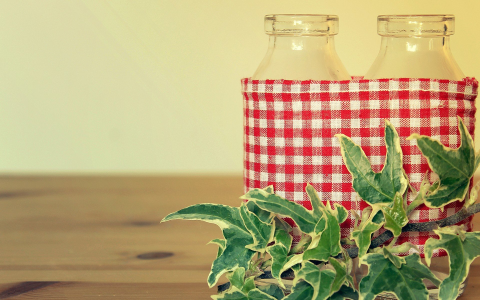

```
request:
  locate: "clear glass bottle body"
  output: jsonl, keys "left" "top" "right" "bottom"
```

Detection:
{"left": 253, "top": 14, "right": 350, "bottom": 80}
{"left": 365, "top": 15, "right": 464, "bottom": 80}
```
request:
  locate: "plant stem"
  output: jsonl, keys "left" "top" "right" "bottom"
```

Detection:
{"left": 218, "top": 202, "right": 480, "bottom": 293}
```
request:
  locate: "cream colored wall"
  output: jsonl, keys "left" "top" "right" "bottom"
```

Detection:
{"left": 0, "top": 0, "right": 479, "bottom": 174}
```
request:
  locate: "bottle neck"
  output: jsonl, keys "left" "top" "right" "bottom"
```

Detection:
{"left": 268, "top": 35, "right": 334, "bottom": 51}
{"left": 380, "top": 36, "right": 450, "bottom": 53}
{"left": 365, "top": 35, "right": 464, "bottom": 80}
{"left": 252, "top": 35, "right": 350, "bottom": 80}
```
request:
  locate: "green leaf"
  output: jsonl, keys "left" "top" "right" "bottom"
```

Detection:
{"left": 161, "top": 204, "right": 255, "bottom": 287}
{"left": 284, "top": 281, "right": 314, "bottom": 300}
{"left": 247, "top": 289, "right": 279, "bottom": 300}
{"left": 408, "top": 117, "right": 477, "bottom": 208}
{"left": 306, "top": 183, "right": 326, "bottom": 218}
{"left": 359, "top": 252, "right": 439, "bottom": 300}
{"left": 242, "top": 277, "right": 256, "bottom": 294}
{"left": 242, "top": 189, "right": 318, "bottom": 235}
{"left": 406, "top": 174, "right": 431, "bottom": 215}
{"left": 328, "top": 285, "right": 359, "bottom": 300}
{"left": 266, "top": 229, "right": 293, "bottom": 287}
{"left": 240, "top": 204, "right": 275, "bottom": 253}
{"left": 424, "top": 226, "right": 480, "bottom": 300}
{"left": 247, "top": 201, "right": 275, "bottom": 224}
{"left": 350, "top": 208, "right": 384, "bottom": 259}
{"left": 382, "top": 247, "right": 405, "bottom": 268}
{"left": 381, "top": 192, "right": 408, "bottom": 237}
{"left": 294, "top": 261, "right": 336, "bottom": 300}
{"left": 465, "top": 181, "right": 480, "bottom": 208}
{"left": 227, "top": 267, "right": 246, "bottom": 290}
{"left": 328, "top": 258, "right": 349, "bottom": 293}
{"left": 257, "top": 285, "right": 285, "bottom": 300}
{"left": 303, "top": 201, "right": 345, "bottom": 262}
{"left": 336, "top": 120, "right": 408, "bottom": 206}
{"left": 209, "top": 238, "right": 226, "bottom": 258}
{"left": 212, "top": 287, "right": 248, "bottom": 300}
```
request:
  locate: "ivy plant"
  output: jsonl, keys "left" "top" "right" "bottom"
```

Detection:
{"left": 161, "top": 117, "right": 480, "bottom": 300}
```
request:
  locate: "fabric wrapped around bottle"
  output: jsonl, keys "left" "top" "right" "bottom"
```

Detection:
{"left": 242, "top": 77, "right": 478, "bottom": 257}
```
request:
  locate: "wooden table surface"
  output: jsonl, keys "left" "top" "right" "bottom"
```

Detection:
{"left": 0, "top": 175, "right": 479, "bottom": 299}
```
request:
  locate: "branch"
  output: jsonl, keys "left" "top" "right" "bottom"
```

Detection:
{"left": 218, "top": 203, "right": 480, "bottom": 293}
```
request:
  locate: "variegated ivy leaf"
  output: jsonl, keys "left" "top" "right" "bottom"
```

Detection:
{"left": 208, "top": 238, "right": 226, "bottom": 258}
{"left": 350, "top": 208, "right": 384, "bottom": 259}
{"left": 293, "top": 261, "right": 336, "bottom": 300}
{"left": 328, "top": 285, "right": 359, "bottom": 300}
{"left": 424, "top": 226, "right": 480, "bottom": 300}
{"left": 381, "top": 247, "right": 405, "bottom": 268}
{"left": 408, "top": 117, "right": 479, "bottom": 209}
{"left": 266, "top": 229, "right": 296, "bottom": 288}
{"left": 337, "top": 121, "right": 408, "bottom": 209}
{"left": 382, "top": 192, "right": 408, "bottom": 237}
{"left": 212, "top": 286, "right": 279, "bottom": 300}
{"left": 240, "top": 203, "right": 275, "bottom": 253}
{"left": 465, "top": 181, "right": 480, "bottom": 208}
{"left": 256, "top": 285, "right": 285, "bottom": 300}
{"left": 359, "top": 252, "right": 440, "bottom": 300}
{"left": 328, "top": 258, "right": 353, "bottom": 293}
{"left": 303, "top": 195, "right": 348, "bottom": 262}
{"left": 336, "top": 120, "right": 408, "bottom": 206}
{"left": 284, "top": 281, "right": 314, "bottom": 300}
{"left": 241, "top": 188, "right": 319, "bottom": 235}
{"left": 226, "top": 267, "right": 254, "bottom": 293}
{"left": 161, "top": 204, "right": 255, "bottom": 287}
{"left": 247, "top": 201, "right": 275, "bottom": 225}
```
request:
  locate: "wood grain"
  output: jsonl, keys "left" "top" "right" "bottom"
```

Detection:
{"left": 0, "top": 176, "right": 478, "bottom": 299}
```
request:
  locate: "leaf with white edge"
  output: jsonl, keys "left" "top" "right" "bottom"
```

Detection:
{"left": 247, "top": 201, "right": 274, "bottom": 225}
{"left": 247, "top": 289, "right": 279, "bottom": 300}
{"left": 306, "top": 183, "right": 326, "bottom": 218}
{"left": 465, "top": 181, "right": 480, "bottom": 208}
{"left": 382, "top": 247, "right": 405, "bottom": 268}
{"left": 294, "top": 261, "right": 336, "bottom": 300}
{"left": 209, "top": 238, "right": 226, "bottom": 258}
{"left": 406, "top": 175, "right": 431, "bottom": 215}
{"left": 241, "top": 189, "right": 318, "bottom": 235}
{"left": 274, "top": 216, "right": 293, "bottom": 233}
{"left": 242, "top": 277, "right": 256, "bottom": 294}
{"left": 240, "top": 204, "right": 275, "bottom": 253}
{"left": 334, "top": 204, "right": 348, "bottom": 224}
{"left": 359, "top": 252, "right": 440, "bottom": 300}
{"left": 408, "top": 117, "right": 477, "bottom": 208}
{"left": 284, "top": 281, "right": 314, "bottom": 300}
{"left": 266, "top": 229, "right": 294, "bottom": 287}
{"left": 328, "top": 285, "right": 359, "bottom": 300}
{"left": 303, "top": 202, "right": 345, "bottom": 262}
{"left": 381, "top": 193, "right": 408, "bottom": 237}
{"left": 161, "top": 204, "right": 255, "bottom": 287}
{"left": 424, "top": 226, "right": 480, "bottom": 300}
{"left": 227, "top": 267, "right": 246, "bottom": 290}
{"left": 257, "top": 285, "right": 285, "bottom": 300}
{"left": 350, "top": 208, "right": 384, "bottom": 259}
{"left": 388, "top": 242, "right": 420, "bottom": 255}
{"left": 328, "top": 258, "right": 350, "bottom": 293}
{"left": 336, "top": 120, "right": 408, "bottom": 206}
{"left": 211, "top": 287, "right": 248, "bottom": 300}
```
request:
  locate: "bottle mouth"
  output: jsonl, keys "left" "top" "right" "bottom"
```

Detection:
{"left": 377, "top": 15, "right": 455, "bottom": 37}
{"left": 265, "top": 14, "right": 339, "bottom": 36}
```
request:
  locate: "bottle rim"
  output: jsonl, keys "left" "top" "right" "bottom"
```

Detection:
{"left": 377, "top": 14, "right": 455, "bottom": 37}
{"left": 265, "top": 14, "right": 339, "bottom": 36}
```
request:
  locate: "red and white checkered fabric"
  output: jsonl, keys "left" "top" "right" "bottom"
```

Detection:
{"left": 242, "top": 77, "right": 478, "bottom": 257}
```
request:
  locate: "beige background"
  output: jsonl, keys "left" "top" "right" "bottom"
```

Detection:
{"left": 0, "top": 0, "right": 479, "bottom": 174}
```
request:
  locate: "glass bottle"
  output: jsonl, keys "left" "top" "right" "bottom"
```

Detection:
{"left": 252, "top": 14, "right": 350, "bottom": 80}
{"left": 363, "top": 15, "right": 467, "bottom": 299}
{"left": 364, "top": 15, "right": 464, "bottom": 80}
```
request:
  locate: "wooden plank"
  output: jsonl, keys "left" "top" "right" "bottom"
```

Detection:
{"left": 0, "top": 176, "right": 479, "bottom": 299}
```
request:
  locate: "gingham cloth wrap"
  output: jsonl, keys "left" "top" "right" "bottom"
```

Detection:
{"left": 242, "top": 77, "right": 478, "bottom": 257}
